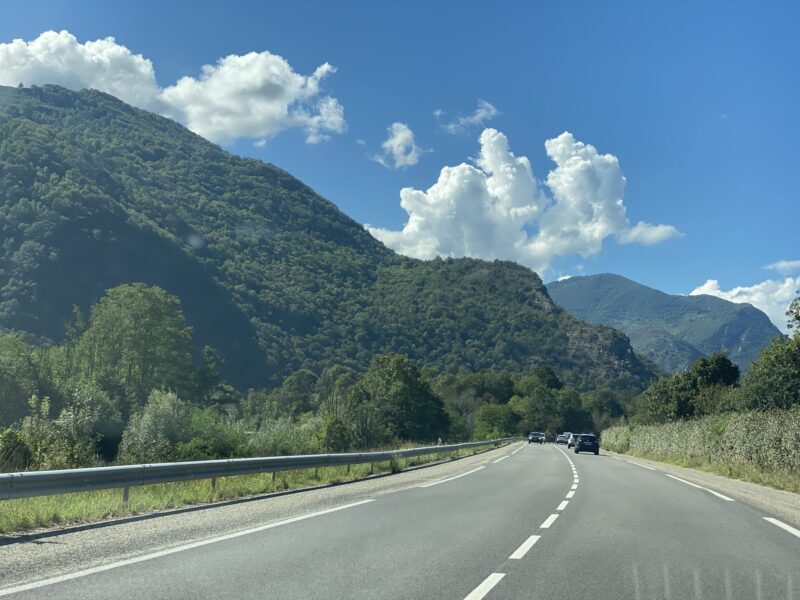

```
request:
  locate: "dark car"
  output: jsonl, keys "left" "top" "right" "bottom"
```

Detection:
{"left": 574, "top": 434, "right": 599, "bottom": 455}
{"left": 528, "top": 431, "right": 544, "bottom": 444}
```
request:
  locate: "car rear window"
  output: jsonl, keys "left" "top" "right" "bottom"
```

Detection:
{"left": 580, "top": 435, "right": 596, "bottom": 440}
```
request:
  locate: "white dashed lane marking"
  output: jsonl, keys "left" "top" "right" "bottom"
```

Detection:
{"left": 509, "top": 535, "right": 541, "bottom": 559}
{"left": 464, "top": 573, "right": 505, "bottom": 600}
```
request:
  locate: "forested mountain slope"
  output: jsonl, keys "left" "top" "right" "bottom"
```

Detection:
{"left": 547, "top": 273, "right": 781, "bottom": 373}
{"left": 0, "top": 84, "right": 656, "bottom": 391}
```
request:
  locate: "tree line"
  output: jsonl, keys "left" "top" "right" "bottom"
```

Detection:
{"left": 0, "top": 283, "right": 634, "bottom": 471}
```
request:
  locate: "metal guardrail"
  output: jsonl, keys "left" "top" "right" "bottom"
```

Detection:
{"left": 0, "top": 438, "right": 516, "bottom": 501}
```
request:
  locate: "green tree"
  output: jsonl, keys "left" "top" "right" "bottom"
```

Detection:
{"left": 117, "top": 390, "right": 188, "bottom": 463}
{"left": 359, "top": 354, "right": 449, "bottom": 441}
{"left": 473, "top": 403, "right": 518, "bottom": 439}
{"left": 733, "top": 337, "right": 800, "bottom": 410}
{"left": 75, "top": 284, "right": 194, "bottom": 416}
{"left": 0, "top": 334, "right": 37, "bottom": 426}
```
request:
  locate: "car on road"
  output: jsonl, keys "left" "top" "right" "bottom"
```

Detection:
{"left": 528, "top": 431, "right": 545, "bottom": 444}
{"left": 556, "top": 432, "right": 571, "bottom": 445}
{"left": 574, "top": 433, "right": 599, "bottom": 455}
{"left": 567, "top": 433, "right": 580, "bottom": 448}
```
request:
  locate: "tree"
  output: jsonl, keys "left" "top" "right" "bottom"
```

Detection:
{"left": 265, "top": 369, "right": 319, "bottom": 418}
{"left": 787, "top": 292, "right": 800, "bottom": 334}
{"left": 0, "top": 334, "right": 37, "bottom": 426}
{"left": 75, "top": 284, "right": 194, "bottom": 416}
{"left": 733, "top": 337, "right": 800, "bottom": 410}
{"left": 473, "top": 404, "right": 518, "bottom": 439}
{"left": 358, "top": 354, "right": 449, "bottom": 441}
{"left": 117, "top": 390, "right": 187, "bottom": 463}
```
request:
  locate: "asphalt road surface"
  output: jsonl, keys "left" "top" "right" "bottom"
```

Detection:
{"left": 1, "top": 443, "right": 798, "bottom": 599}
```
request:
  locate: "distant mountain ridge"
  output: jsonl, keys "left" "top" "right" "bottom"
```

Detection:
{"left": 0, "top": 84, "right": 657, "bottom": 392}
{"left": 547, "top": 273, "right": 782, "bottom": 373}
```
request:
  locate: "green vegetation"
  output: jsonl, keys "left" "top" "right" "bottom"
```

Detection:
{"left": 0, "top": 84, "right": 654, "bottom": 392}
{"left": 603, "top": 304, "right": 800, "bottom": 492}
{"left": 547, "top": 273, "right": 782, "bottom": 373}
{"left": 0, "top": 443, "right": 501, "bottom": 534}
{"left": 601, "top": 408, "right": 800, "bottom": 493}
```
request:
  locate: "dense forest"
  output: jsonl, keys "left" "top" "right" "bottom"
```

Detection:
{"left": 0, "top": 84, "right": 655, "bottom": 393}
{"left": 0, "top": 284, "right": 632, "bottom": 471}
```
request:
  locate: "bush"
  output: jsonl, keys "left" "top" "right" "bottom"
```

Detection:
{"left": 601, "top": 407, "right": 800, "bottom": 478}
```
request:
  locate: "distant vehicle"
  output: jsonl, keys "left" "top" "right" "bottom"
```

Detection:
{"left": 567, "top": 433, "right": 580, "bottom": 448}
{"left": 556, "top": 432, "right": 570, "bottom": 445}
{"left": 528, "top": 431, "right": 544, "bottom": 444}
{"left": 574, "top": 434, "right": 599, "bottom": 455}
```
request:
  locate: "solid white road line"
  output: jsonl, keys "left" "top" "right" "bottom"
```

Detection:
{"left": 419, "top": 466, "right": 485, "bottom": 488}
{"left": 540, "top": 513, "right": 559, "bottom": 528}
{"left": 492, "top": 456, "right": 509, "bottom": 464}
{"left": 566, "top": 490, "right": 575, "bottom": 499}
{"left": 464, "top": 573, "right": 505, "bottom": 600}
{"left": 0, "top": 499, "right": 375, "bottom": 598}
{"left": 626, "top": 460, "right": 656, "bottom": 471}
{"left": 509, "top": 535, "right": 541, "bottom": 559}
{"left": 665, "top": 474, "right": 735, "bottom": 502}
{"left": 764, "top": 517, "right": 800, "bottom": 540}
{"left": 557, "top": 500, "right": 569, "bottom": 511}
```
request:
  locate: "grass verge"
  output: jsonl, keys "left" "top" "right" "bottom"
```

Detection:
{"left": 0, "top": 444, "right": 503, "bottom": 535}
{"left": 610, "top": 450, "right": 800, "bottom": 495}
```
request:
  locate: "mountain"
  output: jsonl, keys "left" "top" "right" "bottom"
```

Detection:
{"left": 0, "top": 84, "right": 656, "bottom": 391}
{"left": 547, "top": 273, "right": 782, "bottom": 373}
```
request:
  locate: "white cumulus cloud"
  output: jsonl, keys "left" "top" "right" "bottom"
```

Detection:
{"left": 367, "top": 129, "right": 680, "bottom": 274}
{"left": 442, "top": 99, "right": 500, "bottom": 134}
{"left": 765, "top": 259, "right": 800, "bottom": 274}
{"left": 0, "top": 30, "right": 345, "bottom": 145}
{"left": 690, "top": 277, "right": 800, "bottom": 333}
{"left": 619, "top": 221, "right": 683, "bottom": 245}
{"left": 373, "top": 122, "right": 428, "bottom": 169}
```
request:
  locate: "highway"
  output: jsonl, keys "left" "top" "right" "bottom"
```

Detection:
{"left": 1, "top": 442, "right": 798, "bottom": 599}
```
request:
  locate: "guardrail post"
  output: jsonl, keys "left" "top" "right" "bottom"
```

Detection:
{"left": 122, "top": 486, "right": 130, "bottom": 505}
{"left": 314, "top": 466, "right": 319, "bottom": 479}
{"left": 346, "top": 463, "right": 350, "bottom": 475}
{"left": 211, "top": 477, "right": 217, "bottom": 492}
{"left": 271, "top": 471, "right": 276, "bottom": 483}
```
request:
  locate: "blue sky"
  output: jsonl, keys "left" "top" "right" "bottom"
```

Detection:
{"left": 1, "top": 1, "right": 798, "bottom": 329}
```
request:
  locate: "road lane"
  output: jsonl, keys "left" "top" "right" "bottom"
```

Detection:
{"left": 3, "top": 443, "right": 569, "bottom": 600}
{"left": 494, "top": 449, "right": 800, "bottom": 600}
{"left": 2, "top": 443, "right": 797, "bottom": 600}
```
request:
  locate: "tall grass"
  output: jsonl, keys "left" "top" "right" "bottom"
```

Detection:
{"left": 0, "top": 445, "right": 498, "bottom": 534}
{"left": 602, "top": 407, "right": 800, "bottom": 493}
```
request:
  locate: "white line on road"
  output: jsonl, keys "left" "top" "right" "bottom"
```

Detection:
{"left": 509, "top": 535, "right": 541, "bottom": 559}
{"left": 540, "top": 513, "right": 559, "bottom": 528}
{"left": 665, "top": 474, "right": 735, "bottom": 502}
{"left": 566, "top": 490, "right": 575, "bottom": 499}
{"left": 464, "top": 573, "right": 505, "bottom": 600}
{"left": 570, "top": 483, "right": 578, "bottom": 490}
{"left": 573, "top": 478, "right": 579, "bottom": 483}
{"left": 419, "top": 466, "right": 485, "bottom": 488}
{"left": 764, "top": 517, "right": 800, "bottom": 540}
{"left": 557, "top": 500, "right": 569, "bottom": 511}
{"left": 492, "top": 456, "right": 509, "bottom": 464}
{"left": 625, "top": 460, "right": 656, "bottom": 471}
{"left": 0, "top": 499, "right": 376, "bottom": 598}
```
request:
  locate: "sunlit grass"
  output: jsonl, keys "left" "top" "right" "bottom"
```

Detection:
{"left": 0, "top": 445, "right": 495, "bottom": 535}
{"left": 620, "top": 451, "right": 800, "bottom": 495}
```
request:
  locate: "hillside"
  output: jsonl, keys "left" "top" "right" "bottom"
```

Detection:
{"left": 0, "top": 84, "right": 656, "bottom": 391}
{"left": 547, "top": 273, "right": 781, "bottom": 372}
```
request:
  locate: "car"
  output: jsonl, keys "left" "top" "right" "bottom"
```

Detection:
{"left": 567, "top": 433, "right": 580, "bottom": 448}
{"left": 556, "top": 432, "right": 570, "bottom": 445}
{"left": 528, "top": 431, "right": 544, "bottom": 444}
{"left": 574, "top": 434, "right": 599, "bottom": 455}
